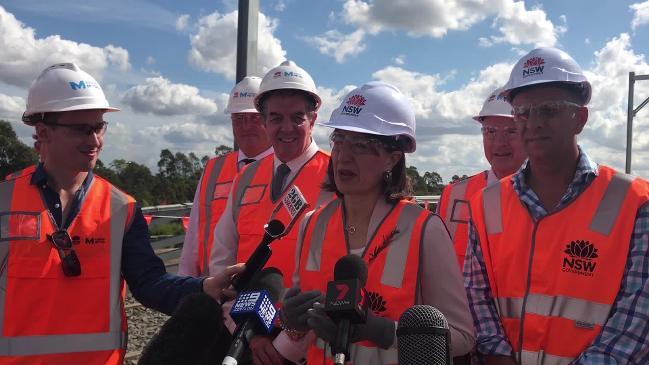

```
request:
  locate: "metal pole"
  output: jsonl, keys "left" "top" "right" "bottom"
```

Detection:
{"left": 235, "top": 0, "right": 259, "bottom": 83}
{"left": 626, "top": 72, "right": 635, "bottom": 174}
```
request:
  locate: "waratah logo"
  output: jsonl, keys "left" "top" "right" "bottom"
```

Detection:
{"left": 564, "top": 240, "right": 598, "bottom": 259}
{"left": 366, "top": 291, "right": 387, "bottom": 314}
{"left": 346, "top": 95, "right": 366, "bottom": 106}
{"left": 523, "top": 57, "right": 545, "bottom": 69}
{"left": 562, "top": 240, "right": 598, "bottom": 276}
{"left": 273, "top": 71, "right": 282, "bottom": 78}
{"left": 233, "top": 92, "right": 239, "bottom": 98}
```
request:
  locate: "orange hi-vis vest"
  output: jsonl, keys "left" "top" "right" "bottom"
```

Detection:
{"left": 3, "top": 165, "right": 37, "bottom": 181}
{"left": 470, "top": 166, "right": 649, "bottom": 365}
{"left": 298, "top": 199, "right": 431, "bottom": 364}
{"left": 437, "top": 171, "right": 488, "bottom": 268}
{"left": 197, "top": 151, "right": 239, "bottom": 275}
{"left": 231, "top": 150, "right": 331, "bottom": 287}
{"left": 0, "top": 172, "right": 135, "bottom": 364}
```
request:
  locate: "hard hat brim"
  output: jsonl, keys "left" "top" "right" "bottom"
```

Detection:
{"left": 318, "top": 121, "right": 416, "bottom": 153}
{"left": 472, "top": 114, "right": 514, "bottom": 122}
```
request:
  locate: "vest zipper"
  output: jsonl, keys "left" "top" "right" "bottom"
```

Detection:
{"left": 518, "top": 218, "right": 542, "bottom": 363}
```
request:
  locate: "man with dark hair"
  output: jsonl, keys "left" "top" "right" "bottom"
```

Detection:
{"left": 465, "top": 47, "right": 649, "bottom": 364}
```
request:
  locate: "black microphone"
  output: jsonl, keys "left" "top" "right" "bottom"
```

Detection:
{"left": 223, "top": 267, "right": 285, "bottom": 365}
{"left": 325, "top": 255, "right": 369, "bottom": 365}
{"left": 397, "top": 305, "right": 452, "bottom": 365}
{"left": 231, "top": 220, "right": 285, "bottom": 291}
{"left": 138, "top": 292, "right": 229, "bottom": 365}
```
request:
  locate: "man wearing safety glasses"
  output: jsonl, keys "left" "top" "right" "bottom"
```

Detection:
{"left": 0, "top": 63, "right": 244, "bottom": 364}
{"left": 437, "top": 86, "right": 527, "bottom": 268}
{"left": 464, "top": 48, "right": 649, "bottom": 364}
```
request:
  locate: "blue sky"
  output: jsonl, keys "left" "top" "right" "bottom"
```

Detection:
{"left": 1, "top": 0, "right": 649, "bottom": 181}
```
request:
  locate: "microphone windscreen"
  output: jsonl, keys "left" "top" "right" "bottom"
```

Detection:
{"left": 247, "top": 267, "right": 285, "bottom": 302}
{"left": 397, "top": 305, "right": 452, "bottom": 365}
{"left": 333, "top": 254, "right": 368, "bottom": 285}
{"left": 264, "top": 219, "right": 285, "bottom": 238}
{"left": 138, "top": 293, "right": 225, "bottom": 365}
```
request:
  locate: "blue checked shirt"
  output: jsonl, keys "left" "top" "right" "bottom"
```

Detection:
{"left": 464, "top": 148, "right": 649, "bottom": 364}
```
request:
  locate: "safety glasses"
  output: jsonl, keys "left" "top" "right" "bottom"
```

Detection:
{"left": 48, "top": 121, "right": 109, "bottom": 138}
{"left": 47, "top": 230, "right": 82, "bottom": 277}
{"left": 329, "top": 132, "right": 389, "bottom": 155}
{"left": 480, "top": 125, "right": 519, "bottom": 141}
{"left": 512, "top": 101, "right": 582, "bottom": 123}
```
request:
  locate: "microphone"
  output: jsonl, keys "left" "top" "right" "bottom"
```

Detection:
{"left": 223, "top": 267, "right": 285, "bottom": 365}
{"left": 138, "top": 292, "right": 229, "bottom": 365}
{"left": 397, "top": 305, "right": 452, "bottom": 365}
{"left": 324, "top": 255, "right": 369, "bottom": 365}
{"left": 231, "top": 219, "right": 285, "bottom": 291}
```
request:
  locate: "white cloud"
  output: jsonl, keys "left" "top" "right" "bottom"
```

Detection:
{"left": 304, "top": 29, "right": 366, "bottom": 63}
{"left": 0, "top": 93, "right": 25, "bottom": 120}
{"left": 145, "top": 56, "right": 156, "bottom": 65}
{"left": 0, "top": 5, "right": 131, "bottom": 88}
{"left": 630, "top": 1, "right": 649, "bottom": 29}
{"left": 486, "top": 2, "right": 566, "bottom": 47}
{"left": 275, "top": 0, "right": 287, "bottom": 11}
{"left": 121, "top": 76, "right": 218, "bottom": 116}
{"left": 187, "top": 10, "right": 286, "bottom": 80}
{"left": 176, "top": 14, "right": 190, "bottom": 31}
{"left": 393, "top": 55, "right": 406, "bottom": 65}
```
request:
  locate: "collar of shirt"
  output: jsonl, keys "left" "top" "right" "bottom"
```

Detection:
{"left": 487, "top": 169, "right": 499, "bottom": 186}
{"left": 30, "top": 163, "right": 94, "bottom": 229}
{"left": 511, "top": 146, "right": 599, "bottom": 220}
{"left": 237, "top": 146, "right": 274, "bottom": 167}
{"left": 273, "top": 138, "right": 319, "bottom": 172}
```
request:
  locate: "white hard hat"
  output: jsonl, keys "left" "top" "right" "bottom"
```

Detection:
{"left": 22, "top": 63, "right": 119, "bottom": 126}
{"left": 320, "top": 81, "right": 417, "bottom": 153}
{"left": 473, "top": 86, "right": 512, "bottom": 122}
{"left": 254, "top": 60, "right": 321, "bottom": 112}
{"left": 226, "top": 76, "right": 262, "bottom": 114}
{"left": 501, "top": 47, "right": 591, "bottom": 105}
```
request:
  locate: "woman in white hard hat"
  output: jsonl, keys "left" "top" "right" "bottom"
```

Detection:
{"left": 280, "top": 81, "right": 475, "bottom": 364}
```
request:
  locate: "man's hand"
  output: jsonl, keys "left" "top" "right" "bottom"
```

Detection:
{"left": 249, "top": 335, "right": 285, "bottom": 365}
{"left": 306, "top": 302, "right": 338, "bottom": 343}
{"left": 282, "top": 287, "right": 323, "bottom": 331}
{"left": 202, "top": 263, "right": 245, "bottom": 302}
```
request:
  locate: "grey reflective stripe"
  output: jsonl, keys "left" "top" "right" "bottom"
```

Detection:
{"left": 232, "top": 161, "right": 262, "bottom": 224}
{"left": 0, "top": 182, "right": 127, "bottom": 356}
{"left": 315, "top": 189, "right": 335, "bottom": 210}
{"left": 483, "top": 182, "right": 503, "bottom": 234}
{"left": 445, "top": 179, "right": 469, "bottom": 240}
{"left": 590, "top": 173, "right": 634, "bottom": 236}
{"left": 109, "top": 187, "right": 129, "bottom": 336}
{"left": 315, "top": 338, "right": 398, "bottom": 364}
{"left": 202, "top": 157, "right": 227, "bottom": 274}
{"left": 381, "top": 204, "right": 423, "bottom": 288}
{"left": 305, "top": 199, "right": 341, "bottom": 272}
{"left": 0, "top": 331, "right": 125, "bottom": 356}
{"left": 0, "top": 179, "right": 16, "bottom": 339}
{"left": 497, "top": 294, "right": 611, "bottom": 325}
{"left": 520, "top": 349, "right": 574, "bottom": 365}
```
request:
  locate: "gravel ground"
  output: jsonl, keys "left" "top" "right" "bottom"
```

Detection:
{"left": 124, "top": 294, "right": 169, "bottom": 365}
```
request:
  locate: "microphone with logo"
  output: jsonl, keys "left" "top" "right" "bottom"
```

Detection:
{"left": 231, "top": 220, "right": 285, "bottom": 291}
{"left": 396, "top": 305, "right": 452, "bottom": 365}
{"left": 222, "top": 267, "right": 285, "bottom": 365}
{"left": 324, "top": 255, "right": 369, "bottom": 365}
{"left": 137, "top": 292, "right": 230, "bottom": 365}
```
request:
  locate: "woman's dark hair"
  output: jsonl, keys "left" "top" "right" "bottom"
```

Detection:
{"left": 322, "top": 133, "right": 413, "bottom": 203}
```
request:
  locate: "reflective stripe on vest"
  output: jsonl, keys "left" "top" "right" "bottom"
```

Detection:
{"left": 438, "top": 171, "right": 488, "bottom": 267}
{"left": 298, "top": 199, "right": 428, "bottom": 364}
{"left": 473, "top": 166, "right": 648, "bottom": 364}
{"left": 0, "top": 175, "right": 130, "bottom": 357}
{"left": 232, "top": 151, "right": 331, "bottom": 287}
{"left": 198, "top": 152, "right": 238, "bottom": 275}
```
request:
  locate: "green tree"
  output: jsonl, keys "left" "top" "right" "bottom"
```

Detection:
{"left": 215, "top": 144, "right": 233, "bottom": 157}
{"left": 0, "top": 120, "right": 38, "bottom": 179}
{"left": 423, "top": 171, "right": 444, "bottom": 195}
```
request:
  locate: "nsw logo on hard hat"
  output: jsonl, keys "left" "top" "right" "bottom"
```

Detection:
{"left": 562, "top": 240, "right": 598, "bottom": 277}
{"left": 522, "top": 57, "right": 545, "bottom": 78}
{"left": 341, "top": 94, "right": 366, "bottom": 117}
{"left": 69, "top": 80, "right": 100, "bottom": 90}
{"left": 233, "top": 91, "right": 256, "bottom": 98}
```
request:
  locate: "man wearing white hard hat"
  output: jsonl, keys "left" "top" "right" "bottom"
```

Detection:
{"left": 179, "top": 76, "right": 272, "bottom": 277}
{"left": 437, "top": 86, "right": 526, "bottom": 268}
{"left": 465, "top": 48, "right": 649, "bottom": 364}
{"left": 280, "top": 81, "right": 475, "bottom": 364}
{"left": 0, "top": 63, "right": 244, "bottom": 364}
{"left": 209, "top": 60, "right": 332, "bottom": 364}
